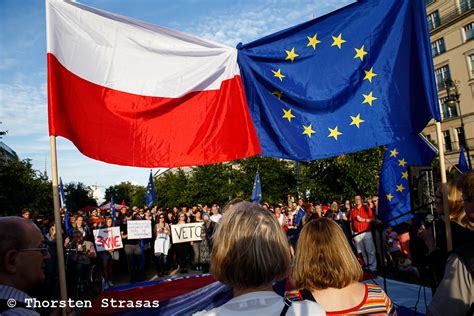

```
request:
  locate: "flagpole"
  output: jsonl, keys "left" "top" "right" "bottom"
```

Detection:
{"left": 435, "top": 122, "right": 453, "bottom": 251}
{"left": 49, "top": 136, "right": 68, "bottom": 302}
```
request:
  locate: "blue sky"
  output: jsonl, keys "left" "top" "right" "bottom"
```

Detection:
{"left": 0, "top": 0, "right": 352, "bottom": 202}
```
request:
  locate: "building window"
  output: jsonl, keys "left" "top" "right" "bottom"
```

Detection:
{"left": 459, "top": 0, "right": 474, "bottom": 13}
{"left": 431, "top": 38, "right": 446, "bottom": 56}
{"left": 427, "top": 10, "right": 441, "bottom": 31}
{"left": 464, "top": 22, "right": 474, "bottom": 41}
{"left": 456, "top": 127, "right": 466, "bottom": 148}
{"left": 439, "top": 96, "right": 459, "bottom": 119}
{"left": 469, "top": 54, "right": 474, "bottom": 78}
{"left": 426, "top": 0, "right": 435, "bottom": 6}
{"left": 443, "top": 130, "right": 452, "bottom": 152}
{"left": 435, "top": 65, "right": 451, "bottom": 90}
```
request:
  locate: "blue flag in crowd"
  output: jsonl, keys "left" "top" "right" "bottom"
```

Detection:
{"left": 145, "top": 170, "right": 156, "bottom": 207}
{"left": 237, "top": 0, "right": 440, "bottom": 161}
{"left": 378, "top": 134, "right": 437, "bottom": 226}
{"left": 110, "top": 196, "right": 117, "bottom": 226}
{"left": 459, "top": 147, "right": 469, "bottom": 173}
{"left": 59, "top": 177, "right": 70, "bottom": 232}
{"left": 251, "top": 171, "right": 262, "bottom": 203}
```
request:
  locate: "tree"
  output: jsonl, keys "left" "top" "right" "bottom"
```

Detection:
{"left": 0, "top": 159, "right": 53, "bottom": 215}
{"left": 104, "top": 181, "right": 147, "bottom": 207}
{"left": 64, "top": 182, "right": 97, "bottom": 212}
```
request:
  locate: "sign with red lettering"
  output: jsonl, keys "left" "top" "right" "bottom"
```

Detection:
{"left": 93, "top": 227, "right": 123, "bottom": 252}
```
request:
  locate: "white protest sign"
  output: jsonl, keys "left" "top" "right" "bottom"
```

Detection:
{"left": 127, "top": 220, "right": 152, "bottom": 239}
{"left": 93, "top": 227, "right": 123, "bottom": 252}
{"left": 171, "top": 222, "right": 203, "bottom": 244}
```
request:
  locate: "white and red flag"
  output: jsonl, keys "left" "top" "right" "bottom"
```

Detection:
{"left": 46, "top": 0, "right": 261, "bottom": 167}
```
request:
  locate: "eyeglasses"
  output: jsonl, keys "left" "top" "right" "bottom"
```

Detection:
{"left": 18, "top": 243, "right": 50, "bottom": 256}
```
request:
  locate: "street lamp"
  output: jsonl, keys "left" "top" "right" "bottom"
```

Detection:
{"left": 445, "top": 78, "right": 472, "bottom": 170}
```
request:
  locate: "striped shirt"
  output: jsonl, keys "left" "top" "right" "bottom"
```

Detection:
{"left": 0, "top": 285, "right": 39, "bottom": 316}
{"left": 326, "top": 284, "right": 396, "bottom": 315}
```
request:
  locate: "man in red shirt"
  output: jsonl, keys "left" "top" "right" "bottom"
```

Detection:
{"left": 350, "top": 195, "right": 377, "bottom": 272}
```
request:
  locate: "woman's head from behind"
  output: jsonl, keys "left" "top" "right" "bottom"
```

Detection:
{"left": 294, "top": 218, "right": 362, "bottom": 290}
{"left": 211, "top": 201, "right": 291, "bottom": 290}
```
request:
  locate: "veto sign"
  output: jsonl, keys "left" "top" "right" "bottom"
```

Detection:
{"left": 93, "top": 227, "right": 123, "bottom": 252}
{"left": 171, "top": 222, "right": 203, "bottom": 244}
{"left": 127, "top": 220, "right": 152, "bottom": 239}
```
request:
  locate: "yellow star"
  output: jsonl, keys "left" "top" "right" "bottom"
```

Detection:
{"left": 272, "top": 69, "right": 285, "bottom": 81}
{"left": 350, "top": 114, "right": 365, "bottom": 128}
{"left": 390, "top": 148, "right": 399, "bottom": 158}
{"left": 354, "top": 45, "right": 368, "bottom": 61}
{"left": 307, "top": 34, "right": 321, "bottom": 49}
{"left": 272, "top": 90, "right": 283, "bottom": 99}
{"left": 402, "top": 171, "right": 409, "bottom": 179}
{"left": 364, "top": 67, "right": 377, "bottom": 83}
{"left": 362, "top": 91, "right": 377, "bottom": 106}
{"left": 331, "top": 33, "right": 346, "bottom": 49}
{"left": 285, "top": 48, "right": 299, "bottom": 62}
{"left": 386, "top": 193, "right": 394, "bottom": 202}
{"left": 398, "top": 158, "right": 407, "bottom": 167}
{"left": 302, "top": 124, "right": 316, "bottom": 138}
{"left": 396, "top": 184, "right": 405, "bottom": 193}
{"left": 328, "top": 126, "right": 342, "bottom": 140}
{"left": 282, "top": 109, "right": 296, "bottom": 122}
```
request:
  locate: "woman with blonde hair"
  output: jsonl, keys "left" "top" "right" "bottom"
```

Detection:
{"left": 293, "top": 218, "right": 396, "bottom": 315}
{"left": 194, "top": 201, "right": 324, "bottom": 316}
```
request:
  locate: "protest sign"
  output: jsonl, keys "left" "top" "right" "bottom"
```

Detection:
{"left": 171, "top": 222, "right": 203, "bottom": 244}
{"left": 93, "top": 227, "right": 123, "bottom": 252}
{"left": 127, "top": 220, "right": 152, "bottom": 239}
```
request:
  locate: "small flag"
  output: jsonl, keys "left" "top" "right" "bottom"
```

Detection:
{"left": 378, "top": 134, "right": 437, "bottom": 226}
{"left": 251, "top": 171, "right": 262, "bottom": 203}
{"left": 459, "top": 147, "right": 469, "bottom": 173}
{"left": 110, "top": 196, "right": 117, "bottom": 226}
{"left": 59, "top": 177, "right": 70, "bottom": 232}
{"left": 145, "top": 170, "right": 156, "bottom": 207}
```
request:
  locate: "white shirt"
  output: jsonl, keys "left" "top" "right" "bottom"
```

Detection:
{"left": 193, "top": 291, "right": 325, "bottom": 316}
{"left": 210, "top": 214, "right": 222, "bottom": 223}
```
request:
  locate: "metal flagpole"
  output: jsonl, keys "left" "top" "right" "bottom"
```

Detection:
{"left": 50, "top": 136, "right": 68, "bottom": 302}
{"left": 435, "top": 122, "right": 453, "bottom": 251}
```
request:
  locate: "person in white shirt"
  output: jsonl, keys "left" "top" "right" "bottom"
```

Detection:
{"left": 194, "top": 201, "right": 324, "bottom": 316}
{"left": 210, "top": 204, "right": 222, "bottom": 223}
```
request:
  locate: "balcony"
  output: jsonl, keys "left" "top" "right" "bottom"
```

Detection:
{"left": 430, "top": 1, "right": 473, "bottom": 33}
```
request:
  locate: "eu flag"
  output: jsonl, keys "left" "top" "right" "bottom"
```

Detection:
{"left": 110, "top": 196, "right": 117, "bottom": 226}
{"left": 378, "top": 134, "right": 437, "bottom": 226}
{"left": 59, "top": 177, "right": 70, "bottom": 232}
{"left": 237, "top": 0, "right": 440, "bottom": 161}
{"left": 145, "top": 170, "right": 156, "bottom": 207}
{"left": 459, "top": 147, "right": 469, "bottom": 173}
{"left": 251, "top": 171, "right": 262, "bottom": 203}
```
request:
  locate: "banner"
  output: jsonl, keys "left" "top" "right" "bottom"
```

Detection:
{"left": 171, "top": 223, "right": 203, "bottom": 244}
{"left": 93, "top": 227, "right": 123, "bottom": 252}
{"left": 127, "top": 220, "right": 152, "bottom": 239}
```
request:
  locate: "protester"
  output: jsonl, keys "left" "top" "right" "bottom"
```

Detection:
{"left": 210, "top": 204, "right": 222, "bottom": 223}
{"left": 427, "top": 172, "right": 474, "bottom": 316}
{"left": 191, "top": 210, "right": 203, "bottom": 271}
{"left": 120, "top": 212, "right": 142, "bottom": 283}
{"left": 174, "top": 213, "right": 190, "bottom": 274}
{"left": 98, "top": 217, "right": 115, "bottom": 289}
{"left": 350, "top": 195, "right": 377, "bottom": 272}
{"left": 194, "top": 201, "right": 324, "bottom": 315}
{"left": 153, "top": 214, "right": 171, "bottom": 277}
{"left": 293, "top": 218, "right": 396, "bottom": 315}
{"left": 199, "top": 213, "right": 215, "bottom": 273}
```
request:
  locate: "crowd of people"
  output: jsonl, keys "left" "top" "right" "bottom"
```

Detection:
{"left": 1, "top": 171, "right": 472, "bottom": 315}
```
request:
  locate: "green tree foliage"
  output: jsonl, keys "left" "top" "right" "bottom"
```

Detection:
{"left": 64, "top": 182, "right": 97, "bottom": 212}
{"left": 0, "top": 159, "right": 53, "bottom": 215}
{"left": 300, "top": 147, "right": 385, "bottom": 202}
{"left": 104, "top": 181, "right": 147, "bottom": 207}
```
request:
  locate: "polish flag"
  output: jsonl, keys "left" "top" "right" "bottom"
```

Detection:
{"left": 46, "top": 0, "right": 261, "bottom": 167}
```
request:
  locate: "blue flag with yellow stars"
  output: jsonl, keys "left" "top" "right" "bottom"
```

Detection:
{"left": 251, "top": 171, "right": 262, "bottom": 203}
{"left": 145, "top": 170, "right": 156, "bottom": 207}
{"left": 59, "top": 177, "right": 70, "bottom": 232}
{"left": 378, "top": 134, "right": 437, "bottom": 226}
{"left": 237, "top": 0, "right": 440, "bottom": 161}
{"left": 458, "top": 147, "right": 469, "bottom": 173}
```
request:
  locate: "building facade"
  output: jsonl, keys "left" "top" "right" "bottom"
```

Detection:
{"left": 423, "top": 0, "right": 474, "bottom": 170}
